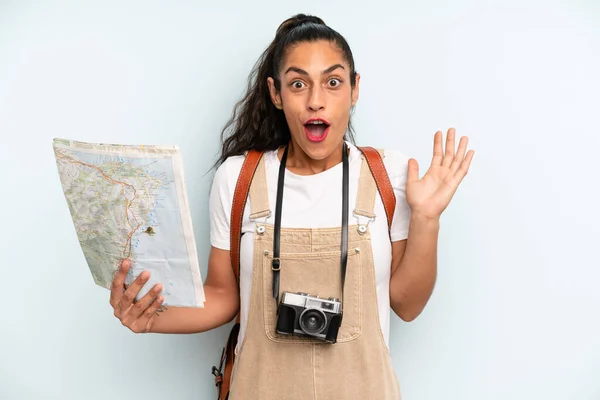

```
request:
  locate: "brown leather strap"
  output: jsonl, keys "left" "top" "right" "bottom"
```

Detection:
{"left": 229, "top": 149, "right": 264, "bottom": 283}
{"left": 218, "top": 149, "right": 264, "bottom": 400}
{"left": 217, "top": 322, "right": 239, "bottom": 399}
{"left": 357, "top": 146, "right": 396, "bottom": 230}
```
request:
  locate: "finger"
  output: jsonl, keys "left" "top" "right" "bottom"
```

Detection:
{"left": 455, "top": 149, "right": 475, "bottom": 181}
{"left": 117, "top": 270, "right": 150, "bottom": 312}
{"left": 110, "top": 259, "right": 130, "bottom": 308}
{"left": 431, "top": 131, "right": 443, "bottom": 166}
{"left": 451, "top": 136, "right": 469, "bottom": 173}
{"left": 441, "top": 128, "right": 456, "bottom": 168}
{"left": 140, "top": 296, "right": 165, "bottom": 333}
{"left": 129, "top": 283, "right": 163, "bottom": 319}
{"left": 407, "top": 158, "right": 419, "bottom": 183}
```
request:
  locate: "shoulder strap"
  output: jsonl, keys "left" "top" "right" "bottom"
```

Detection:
{"left": 229, "top": 149, "right": 264, "bottom": 283}
{"left": 214, "top": 149, "right": 264, "bottom": 400}
{"left": 357, "top": 146, "right": 397, "bottom": 230}
{"left": 231, "top": 147, "right": 395, "bottom": 273}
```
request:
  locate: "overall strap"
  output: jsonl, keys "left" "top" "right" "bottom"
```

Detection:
{"left": 356, "top": 147, "right": 397, "bottom": 231}
{"left": 248, "top": 154, "right": 271, "bottom": 220}
{"left": 354, "top": 152, "right": 378, "bottom": 220}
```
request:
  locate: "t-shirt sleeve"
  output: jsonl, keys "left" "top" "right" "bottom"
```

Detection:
{"left": 384, "top": 149, "right": 412, "bottom": 242}
{"left": 209, "top": 160, "right": 233, "bottom": 251}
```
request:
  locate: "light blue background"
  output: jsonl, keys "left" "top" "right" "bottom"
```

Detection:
{"left": 1, "top": 1, "right": 599, "bottom": 399}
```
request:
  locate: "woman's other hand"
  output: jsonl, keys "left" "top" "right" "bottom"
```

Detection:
{"left": 406, "top": 128, "right": 475, "bottom": 220}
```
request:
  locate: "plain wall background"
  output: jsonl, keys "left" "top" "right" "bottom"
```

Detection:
{"left": 1, "top": 1, "right": 599, "bottom": 399}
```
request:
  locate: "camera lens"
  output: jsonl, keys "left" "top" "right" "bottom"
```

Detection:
{"left": 299, "top": 309, "right": 327, "bottom": 335}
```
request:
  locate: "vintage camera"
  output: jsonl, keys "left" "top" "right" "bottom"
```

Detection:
{"left": 276, "top": 291, "right": 343, "bottom": 343}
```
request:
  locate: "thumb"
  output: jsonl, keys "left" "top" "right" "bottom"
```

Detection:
{"left": 407, "top": 158, "right": 419, "bottom": 183}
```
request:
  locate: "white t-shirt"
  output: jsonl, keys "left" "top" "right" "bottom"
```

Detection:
{"left": 209, "top": 141, "right": 412, "bottom": 348}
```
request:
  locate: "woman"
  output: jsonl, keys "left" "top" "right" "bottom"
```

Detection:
{"left": 110, "top": 14, "right": 474, "bottom": 399}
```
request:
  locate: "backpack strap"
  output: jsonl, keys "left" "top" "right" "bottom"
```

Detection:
{"left": 230, "top": 149, "right": 265, "bottom": 283}
{"left": 357, "top": 146, "right": 396, "bottom": 230}
{"left": 213, "top": 149, "right": 264, "bottom": 400}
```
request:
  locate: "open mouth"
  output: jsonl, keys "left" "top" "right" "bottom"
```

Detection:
{"left": 304, "top": 118, "right": 330, "bottom": 142}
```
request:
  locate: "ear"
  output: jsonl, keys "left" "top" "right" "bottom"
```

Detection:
{"left": 267, "top": 77, "right": 283, "bottom": 109}
{"left": 351, "top": 73, "right": 360, "bottom": 106}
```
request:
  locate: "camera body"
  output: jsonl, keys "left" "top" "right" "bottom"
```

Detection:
{"left": 276, "top": 291, "right": 343, "bottom": 343}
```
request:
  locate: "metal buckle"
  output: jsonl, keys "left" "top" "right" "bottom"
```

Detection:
{"left": 353, "top": 212, "right": 375, "bottom": 235}
{"left": 253, "top": 215, "right": 269, "bottom": 235}
{"left": 272, "top": 258, "right": 280, "bottom": 271}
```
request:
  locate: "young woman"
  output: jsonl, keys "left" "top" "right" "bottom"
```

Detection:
{"left": 109, "top": 14, "right": 474, "bottom": 399}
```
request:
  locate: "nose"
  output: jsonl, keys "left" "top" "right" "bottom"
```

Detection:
{"left": 307, "top": 86, "right": 325, "bottom": 112}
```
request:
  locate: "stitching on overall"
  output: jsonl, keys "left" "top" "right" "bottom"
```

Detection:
{"left": 354, "top": 154, "right": 367, "bottom": 216}
{"left": 353, "top": 208, "right": 376, "bottom": 218}
{"left": 312, "top": 344, "right": 317, "bottom": 400}
{"left": 354, "top": 153, "right": 377, "bottom": 219}
{"left": 249, "top": 155, "right": 271, "bottom": 220}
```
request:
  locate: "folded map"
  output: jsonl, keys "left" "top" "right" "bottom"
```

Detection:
{"left": 53, "top": 138, "right": 205, "bottom": 308}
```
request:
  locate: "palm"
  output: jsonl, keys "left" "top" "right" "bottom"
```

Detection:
{"left": 406, "top": 128, "right": 475, "bottom": 220}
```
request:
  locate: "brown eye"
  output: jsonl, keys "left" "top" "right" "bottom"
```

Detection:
{"left": 292, "top": 81, "right": 305, "bottom": 89}
{"left": 328, "top": 78, "right": 341, "bottom": 87}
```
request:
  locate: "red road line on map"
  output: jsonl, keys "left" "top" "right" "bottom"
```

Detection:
{"left": 56, "top": 151, "right": 141, "bottom": 259}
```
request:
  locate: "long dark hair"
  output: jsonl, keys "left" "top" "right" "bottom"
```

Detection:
{"left": 214, "top": 14, "right": 358, "bottom": 168}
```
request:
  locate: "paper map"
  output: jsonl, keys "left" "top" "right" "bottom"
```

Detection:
{"left": 53, "top": 138, "right": 205, "bottom": 308}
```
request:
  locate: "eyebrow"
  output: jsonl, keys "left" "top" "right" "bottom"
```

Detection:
{"left": 284, "top": 64, "right": 346, "bottom": 76}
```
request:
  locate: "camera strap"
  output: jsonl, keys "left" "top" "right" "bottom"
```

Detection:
{"left": 272, "top": 142, "right": 350, "bottom": 310}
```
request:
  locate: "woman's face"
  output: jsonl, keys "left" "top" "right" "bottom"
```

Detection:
{"left": 268, "top": 40, "right": 360, "bottom": 162}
